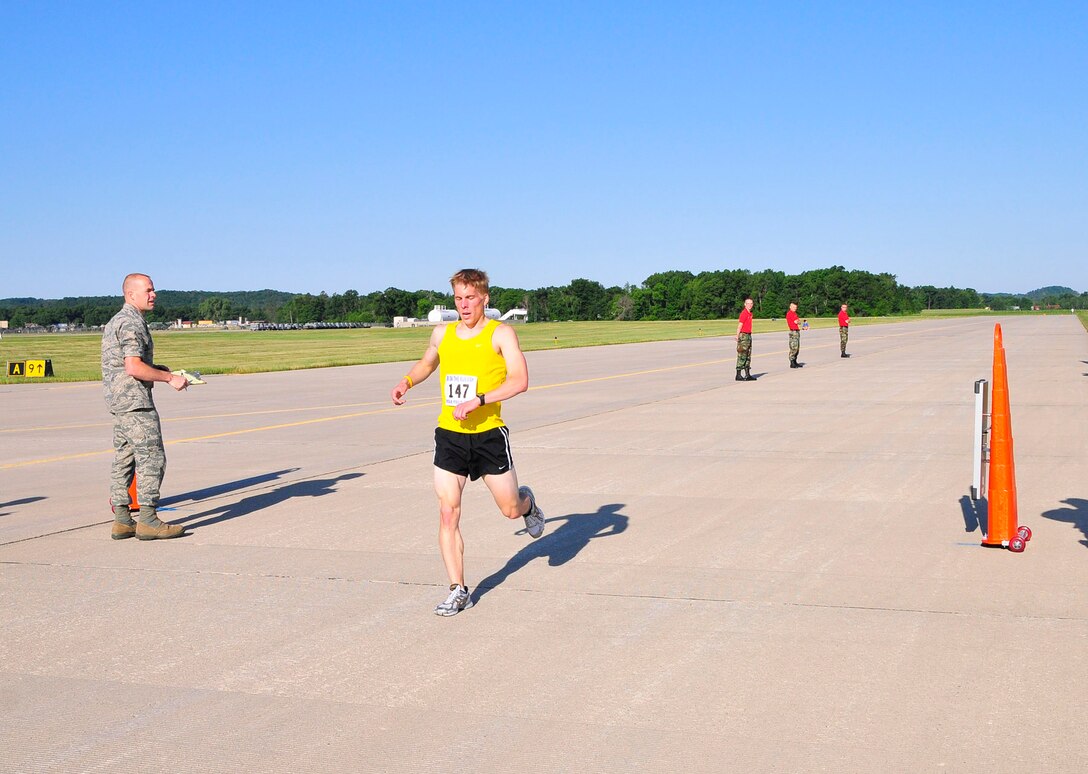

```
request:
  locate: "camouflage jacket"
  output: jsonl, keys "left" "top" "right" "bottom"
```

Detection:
{"left": 102, "top": 303, "right": 155, "bottom": 413}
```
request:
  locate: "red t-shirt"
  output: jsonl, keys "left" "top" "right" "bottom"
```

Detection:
{"left": 786, "top": 310, "right": 800, "bottom": 331}
{"left": 739, "top": 308, "right": 753, "bottom": 333}
{"left": 838, "top": 309, "right": 850, "bottom": 327}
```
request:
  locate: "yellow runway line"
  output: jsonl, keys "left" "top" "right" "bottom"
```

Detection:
{"left": 0, "top": 398, "right": 395, "bottom": 435}
{"left": 0, "top": 323, "right": 964, "bottom": 469}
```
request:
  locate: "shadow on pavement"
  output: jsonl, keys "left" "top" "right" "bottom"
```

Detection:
{"left": 473, "top": 502, "right": 629, "bottom": 604}
{"left": 1041, "top": 497, "right": 1088, "bottom": 548}
{"left": 161, "top": 469, "right": 300, "bottom": 507}
{"left": 0, "top": 496, "right": 47, "bottom": 517}
{"left": 175, "top": 472, "right": 363, "bottom": 531}
{"left": 960, "top": 494, "right": 986, "bottom": 534}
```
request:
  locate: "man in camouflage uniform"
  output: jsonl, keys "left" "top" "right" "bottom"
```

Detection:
{"left": 102, "top": 273, "right": 189, "bottom": 540}
{"left": 786, "top": 301, "right": 802, "bottom": 368}
{"left": 735, "top": 297, "right": 756, "bottom": 381}
{"left": 838, "top": 303, "right": 851, "bottom": 358}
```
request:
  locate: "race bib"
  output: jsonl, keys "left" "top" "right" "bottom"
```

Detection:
{"left": 444, "top": 374, "right": 478, "bottom": 406}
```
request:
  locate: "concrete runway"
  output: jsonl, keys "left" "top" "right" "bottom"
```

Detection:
{"left": 2, "top": 316, "right": 1086, "bottom": 772}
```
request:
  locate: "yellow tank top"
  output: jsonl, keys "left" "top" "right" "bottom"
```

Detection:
{"left": 436, "top": 319, "right": 507, "bottom": 433}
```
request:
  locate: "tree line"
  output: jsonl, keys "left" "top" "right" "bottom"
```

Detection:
{"left": 2, "top": 268, "right": 1084, "bottom": 328}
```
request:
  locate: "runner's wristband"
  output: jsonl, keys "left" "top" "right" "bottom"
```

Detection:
{"left": 477, "top": 393, "right": 486, "bottom": 406}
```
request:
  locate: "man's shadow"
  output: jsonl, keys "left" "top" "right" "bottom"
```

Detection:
{"left": 1042, "top": 498, "right": 1088, "bottom": 547}
{"left": 473, "top": 503, "right": 628, "bottom": 604}
{"left": 0, "top": 496, "right": 46, "bottom": 518}
{"left": 160, "top": 469, "right": 299, "bottom": 507}
{"left": 174, "top": 472, "right": 363, "bottom": 531}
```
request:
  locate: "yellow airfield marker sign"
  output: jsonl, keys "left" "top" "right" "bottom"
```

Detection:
{"left": 7, "top": 359, "right": 54, "bottom": 378}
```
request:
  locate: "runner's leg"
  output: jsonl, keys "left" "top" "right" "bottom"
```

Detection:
{"left": 482, "top": 469, "right": 527, "bottom": 520}
{"left": 434, "top": 467, "right": 469, "bottom": 586}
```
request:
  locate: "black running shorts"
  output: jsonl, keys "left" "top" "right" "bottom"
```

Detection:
{"left": 433, "top": 426, "right": 514, "bottom": 480}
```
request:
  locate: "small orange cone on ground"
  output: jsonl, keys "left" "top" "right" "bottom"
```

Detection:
{"left": 127, "top": 475, "right": 139, "bottom": 511}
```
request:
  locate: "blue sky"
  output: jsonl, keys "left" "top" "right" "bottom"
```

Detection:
{"left": 2, "top": 1, "right": 1085, "bottom": 298}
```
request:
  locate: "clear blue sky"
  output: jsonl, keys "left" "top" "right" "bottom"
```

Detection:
{"left": 2, "top": 1, "right": 1085, "bottom": 298}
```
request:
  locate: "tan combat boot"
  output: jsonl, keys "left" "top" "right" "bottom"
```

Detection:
{"left": 135, "top": 507, "right": 185, "bottom": 540}
{"left": 111, "top": 522, "right": 136, "bottom": 539}
{"left": 111, "top": 506, "right": 136, "bottom": 540}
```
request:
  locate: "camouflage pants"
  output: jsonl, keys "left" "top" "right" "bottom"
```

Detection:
{"left": 736, "top": 333, "right": 752, "bottom": 369}
{"left": 110, "top": 408, "right": 166, "bottom": 513}
{"left": 839, "top": 326, "right": 849, "bottom": 353}
{"left": 788, "top": 330, "right": 800, "bottom": 360}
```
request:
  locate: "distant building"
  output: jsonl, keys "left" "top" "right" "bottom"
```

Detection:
{"left": 393, "top": 305, "right": 526, "bottom": 328}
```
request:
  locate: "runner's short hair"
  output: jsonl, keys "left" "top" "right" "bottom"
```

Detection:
{"left": 450, "top": 269, "right": 489, "bottom": 295}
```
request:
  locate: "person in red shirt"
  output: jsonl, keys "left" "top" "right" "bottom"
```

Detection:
{"left": 838, "top": 303, "right": 851, "bottom": 358}
{"left": 786, "top": 302, "right": 803, "bottom": 368}
{"left": 735, "top": 297, "right": 756, "bottom": 381}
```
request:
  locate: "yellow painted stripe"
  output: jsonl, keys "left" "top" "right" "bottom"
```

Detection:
{"left": 0, "top": 402, "right": 437, "bottom": 469}
{"left": 0, "top": 321, "right": 970, "bottom": 469}
{"left": 0, "top": 398, "right": 393, "bottom": 434}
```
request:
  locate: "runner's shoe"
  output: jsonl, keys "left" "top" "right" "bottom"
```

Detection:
{"left": 519, "top": 485, "right": 545, "bottom": 539}
{"left": 434, "top": 585, "right": 472, "bottom": 616}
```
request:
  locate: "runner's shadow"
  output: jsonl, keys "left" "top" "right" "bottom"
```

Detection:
{"left": 160, "top": 469, "right": 299, "bottom": 507}
{"left": 1041, "top": 498, "right": 1088, "bottom": 548}
{"left": 473, "top": 503, "right": 629, "bottom": 604}
{"left": 960, "top": 494, "right": 986, "bottom": 533}
{"left": 175, "top": 472, "right": 363, "bottom": 531}
{"left": 0, "top": 496, "right": 46, "bottom": 518}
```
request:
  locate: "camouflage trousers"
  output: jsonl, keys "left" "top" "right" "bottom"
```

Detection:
{"left": 110, "top": 408, "right": 166, "bottom": 513}
{"left": 839, "top": 326, "right": 849, "bottom": 353}
{"left": 736, "top": 333, "right": 752, "bottom": 369}
{"left": 788, "top": 330, "right": 800, "bottom": 361}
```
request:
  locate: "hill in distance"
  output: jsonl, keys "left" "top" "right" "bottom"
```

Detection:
{"left": 983, "top": 286, "right": 1078, "bottom": 298}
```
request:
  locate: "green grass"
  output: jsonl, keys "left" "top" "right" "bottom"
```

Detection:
{"left": 0, "top": 309, "right": 1073, "bottom": 385}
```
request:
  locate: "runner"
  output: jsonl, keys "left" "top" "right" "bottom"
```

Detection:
{"left": 390, "top": 269, "right": 545, "bottom": 616}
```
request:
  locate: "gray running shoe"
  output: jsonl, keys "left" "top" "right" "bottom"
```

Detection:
{"left": 519, "top": 485, "right": 545, "bottom": 539}
{"left": 434, "top": 585, "right": 472, "bottom": 616}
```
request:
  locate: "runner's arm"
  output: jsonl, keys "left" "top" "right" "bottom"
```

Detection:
{"left": 483, "top": 324, "right": 528, "bottom": 404}
{"left": 451, "top": 324, "right": 529, "bottom": 420}
{"left": 391, "top": 325, "right": 442, "bottom": 405}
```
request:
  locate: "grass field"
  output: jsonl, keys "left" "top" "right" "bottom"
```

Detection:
{"left": 0, "top": 309, "right": 1079, "bottom": 384}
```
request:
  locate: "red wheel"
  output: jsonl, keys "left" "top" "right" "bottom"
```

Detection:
{"left": 1009, "top": 536, "right": 1026, "bottom": 553}
{"left": 1017, "top": 526, "right": 1032, "bottom": 541}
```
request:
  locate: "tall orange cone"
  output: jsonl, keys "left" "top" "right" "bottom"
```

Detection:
{"left": 983, "top": 324, "right": 1018, "bottom": 546}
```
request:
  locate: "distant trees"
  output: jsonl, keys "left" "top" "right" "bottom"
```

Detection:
{"left": 198, "top": 296, "right": 234, "bottom": 321}
{"left": 3, "top": 271, "right": 1085, "bottom": 329}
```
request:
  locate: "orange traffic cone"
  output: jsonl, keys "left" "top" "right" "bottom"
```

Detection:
{"left": 127, "top": 474, "right": 140, "bottom": 511}
{"left": 983, "top": 324, "right": 1018, "bottom": 547}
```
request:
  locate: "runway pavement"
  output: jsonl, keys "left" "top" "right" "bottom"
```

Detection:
{"left": 2, "top": 315, "right": 1086, "bottom": 772}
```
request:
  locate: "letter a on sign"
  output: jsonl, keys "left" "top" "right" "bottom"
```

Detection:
{"left": 7, "top": 361, "right": 25, "bottom": 376}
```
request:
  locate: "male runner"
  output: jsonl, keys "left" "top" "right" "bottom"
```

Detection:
{"left": 390, "top": 269, "right": 545, "bottom": 616}
{"left": 786, "top": 302, "right": 803, "bottom": 368}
